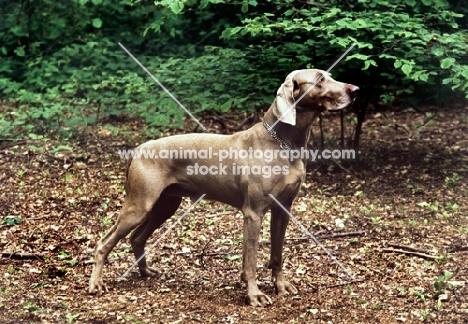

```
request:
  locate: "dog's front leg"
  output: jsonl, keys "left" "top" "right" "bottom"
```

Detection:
{"left": 241, "top": 206, "right": 272, "bottom": 307}
{"left": 269, "top": 203, "right": 297, "bottom": 296}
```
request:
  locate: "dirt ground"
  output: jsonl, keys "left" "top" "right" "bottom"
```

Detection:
{"left": 0, "top": 104, "right": 467, "bottom": 323}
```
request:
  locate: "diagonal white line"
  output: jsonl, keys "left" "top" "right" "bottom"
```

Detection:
{"left": 269, "top": 194, "right": 356, "bottom": 281}
{"left": 271, "top": 43, "right": 356, "bottom": 129}
{"left": 118, "top": 194, "right": 206, "bottom": 281}
{"left": 118, "top": 42, "right": 207, "bottom": 131}
{"left": 326, "top": 43, "right": 357, "bottom": 72}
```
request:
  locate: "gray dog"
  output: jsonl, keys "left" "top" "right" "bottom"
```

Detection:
{"left": 89, "top": 69, "right": 359, "bottom": 306}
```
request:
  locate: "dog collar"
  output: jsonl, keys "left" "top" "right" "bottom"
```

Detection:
{"left": 263, "top": 120, "right": 292, "bottom": 151}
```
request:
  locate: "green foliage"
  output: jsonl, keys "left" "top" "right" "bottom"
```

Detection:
{"left": 1, "top": 216, "right": 21, "bottom": 226}
{"left": 66, "top": 313, "right": 82, "bottom": 324}
{"left": 433, "top": 270, "right": 452, "bottom": 297}
{"left": 23, "top": 301, "right": 42, "bottom": 313}
{"left": 444, "top": 172, "right": 464, "bottom": 185}
{"left": 1, "top": 0, "right": 467, "bottom": 141}
{"left": 57, "top": 251, "right": 78, "bottom": 266}
{"left": 218, "top": 0, "right": 468, "bottom": 103}
{"left": 0, "top": 0, "right": 261, "bottom": 140}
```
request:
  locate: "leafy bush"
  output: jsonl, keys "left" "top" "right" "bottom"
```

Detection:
{"left": 1, "top": 0, "right": 467, "bottom": 141}
{"left": 216, "top": 0, "right": 468, "bottom": 104}
{"left": 0, "top": 0, "right": 256, "bottom": 139}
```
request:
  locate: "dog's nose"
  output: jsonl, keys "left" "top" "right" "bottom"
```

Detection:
{"left": 348, "top": 84, "right": 360, "bottom": 99}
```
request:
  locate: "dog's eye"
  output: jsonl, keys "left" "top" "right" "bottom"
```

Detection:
{"left": 293, "top": 81, "right": 299, "bottom": 91}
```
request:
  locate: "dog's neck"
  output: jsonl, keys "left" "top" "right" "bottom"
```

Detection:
{"left": 263, "top": 108, "right": 321, "bottom": 150}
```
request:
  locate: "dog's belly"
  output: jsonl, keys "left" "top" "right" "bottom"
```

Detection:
{"left": 162, "top": 182, "right": 245, "bottom": 209}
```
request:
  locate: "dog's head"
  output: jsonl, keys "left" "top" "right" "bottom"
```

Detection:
{"left": 273, "top": 69, "right": 359, "bottom": 126}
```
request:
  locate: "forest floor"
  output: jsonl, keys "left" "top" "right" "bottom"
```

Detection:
{"left": 0, "top": 104, "right": 467, "bottom": 323}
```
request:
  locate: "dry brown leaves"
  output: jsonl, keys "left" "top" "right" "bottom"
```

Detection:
{"left": 0, "top": 106, "right": 467, "bottom": 323}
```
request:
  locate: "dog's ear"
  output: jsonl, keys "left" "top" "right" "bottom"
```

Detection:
{"left": 273, "top": 72, "right": 299, "bottom": 126}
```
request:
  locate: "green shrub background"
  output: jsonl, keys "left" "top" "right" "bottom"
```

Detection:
{"left": 1, "top": 0, "right": 467, "bottom": 140}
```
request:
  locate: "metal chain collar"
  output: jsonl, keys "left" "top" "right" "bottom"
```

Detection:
{"left": 263, "top": 120, "right": 292, "bottom": 151}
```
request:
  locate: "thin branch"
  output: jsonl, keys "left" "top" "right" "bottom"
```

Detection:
{"left": 320, "top": 231, "right": 365, "bottom": 239}
{"left": 1, "top": 252, "right": 44, "bottom": 260}
{"left": 287, "top": 231, "right": 365, "bottom": 241}
{"left": 0, "top": 140, "right": 27, "bottom": 150}
{"left": 388, "top": 243, "right": 434, "bottom": 254}
{"left": 382, "top": 248, "right": 440, "bottom": 260}
{"left": 322, "top": 279, "right": 365, "bottom": 288}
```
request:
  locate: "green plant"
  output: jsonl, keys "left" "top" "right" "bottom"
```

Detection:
{"left": 371, "top": 216, "right": 380, "bottom": 223}
{"left": 433, "top": 270, "right": 453, "bottom": 297}
{"left": 413, "top": 291, "right": 429, "bottom": 301}
{"left": 421, "top": 309, "right": 432, "bottom": 322}
{"left": 58, "top": 251, "right": 78, "bottom": 266}
{"left": 445, "top": 202, "right": 459, "bottom": 211}
{"left": 344, "top": 284, "right": 352, "bottom": 296}
{"left": 417, "top": 201, "right": 440, "bottom": 212}
{"left": 62, "top": 173, "right": 73, "bottom": 182}
{"left": 457, "top": 226, "right": 468, "bottom": 233}
{"left": 181, "top": 216, "right": 198, "bottom": 236}
{"left": 360, "top": 204, "right": 376, "bottom": 215}
{"left": 225, "top": 254, "right": 242, "bottom": 261}
{"left": 396, "top": 286, "right": 407, "bottom": 296}
{"left": 355, "top": 191, "right": 365, "bottom": 198}
{"left": 23, "top": 301, "right": 42, "bottom": 313}
{"left": 296, "top": 203, "right": 307, "bottom": 213}
{"left": 317, "top": 188, "right": 328, "bottom": 195}
{"left": 409, "top": 219, "right": 418, "bottom": 227}
{"left": 445, "top": 172, "right": 464, "bottom": 185}
{"left": 101, "top": 216, "right": 113, "bottom": 226}
{"left": 66, "top": 313, "right": 82, "bottom": 323}
{"left": 407, "top": 184, "right": 424, "bottom": 194}
{"left": 30, "top": 282, "right": 47, "bottom": 289}
{"left": 101, "top": 198, "right": 110, "bottom": 210}
{"left": 1, "top": 215, "right": 21, "bottom": 226}
{"left": 211, "top": 3, "right": 465, "bottom": 109}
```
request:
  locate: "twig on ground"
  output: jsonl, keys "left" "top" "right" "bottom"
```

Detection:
{"left": 287, "top": 231, "right": 365, "bottom": 241}
{"left": 286, "top": 237, "right": 312, "bottom": 241}
{"left": 0, "top": 140, "right": 27, "bottom": 150}
{"left": 1, "top": 252, "right": 45, "bottom": 260}
{"left": 27, "top": 215, "right": 49, "bottom": 221}
{"left": 195, "top": 252, "right": 233, "bottom": 257}
{"left": 322, "top": 279, "right": 365, "bottom": 288}
{"left": 382, "top": 248, "right": 440, "bottom": 260}
{"left": 323, "top": 191, "right": 355, "bottom": 196}
{"left": 319, "top": 231, "right": 365, "bottom": 239}
{"left": 388, "top": 243, "right": 434, "bottom": 254}
{"left": 313, "top": 230, "right": 329, "bottom": 236}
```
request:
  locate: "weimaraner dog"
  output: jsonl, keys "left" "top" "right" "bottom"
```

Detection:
{"left": 89, "top": 69, "right": 359, "bottom": 306}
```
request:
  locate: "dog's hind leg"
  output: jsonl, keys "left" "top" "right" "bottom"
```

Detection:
{"left": 130, "top": 194, "right": 182, "bottom": 277}
{"left": 89, "top": 199, "right": 150, "bottom": 294}
{"left": 89, "top": 166, "right": 169, "bottom": 294}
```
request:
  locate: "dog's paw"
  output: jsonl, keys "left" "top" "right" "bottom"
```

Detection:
{"left": 89, "top": 279, "right": 108, "bottom": 295}
{"left": 274, "top": 280, "right": 297, "bottom": 296}
{"left": 247, "top": 293, "right": 272, "bottom": 307}
{"left": 140, "top": 266, "right": 159, "bottom": 278}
